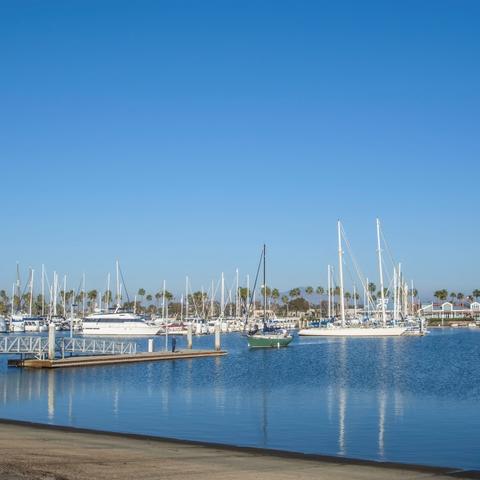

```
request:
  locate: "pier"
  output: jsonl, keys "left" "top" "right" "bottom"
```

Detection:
{"left": 7, "top": 349, "right": 227, "bottom": 368}
{"left": 2, "top": 323, "right": 226, "bottom": 368}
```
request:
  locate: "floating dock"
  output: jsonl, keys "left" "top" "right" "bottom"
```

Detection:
{"left": 8, "top": 349, "right": 227, "bottom": 369}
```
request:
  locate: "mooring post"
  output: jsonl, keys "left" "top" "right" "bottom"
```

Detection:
{"left": 187, "top": 324, "right": 193, "bottom": 349}
{"left": 48, "top": 323, "right": 56, "bottom": 360}
{"left": 148, "top": 338, "right": 154, "bottom": 353}
{"left": 214, "top": 322, "right": 221, "bottom": 351}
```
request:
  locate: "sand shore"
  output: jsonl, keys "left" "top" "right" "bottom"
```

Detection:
{"left": 0, "top": 419, "right": 475, "bottom": 479}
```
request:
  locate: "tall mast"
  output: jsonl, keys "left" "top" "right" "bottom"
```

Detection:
{"left": 220, "top": 272, "right": 224, "bottom": 318}
{"left": 185, "top": 276, "right": 189, "bottom": 319}
{"left": 327, "top": 264, "right": 331, "bottom": 318}
{"left": 337, "top": 221, "right": 345, "bottom": 327}
{"left": 63, "top": 275, "right": 67, "bottom": 316}
{"left": 162, "top": 280, "right": 166, "bottom": 318}
{"left": 115, "top": 260, "right": 120, "bottom": 310}
{"left": 263, "top": 244, "right": 267, "bottom": 322}
{"left": 246, "top": 274, "right": 250, "bottom": 318}
{"left": 393, "top": 266, "right": 397, "bottom": 325}
{"left": 53, "top": 271, "right": 58, "bottom": 316}
{"left": 41, "top": 264, "right": 45, "bottom": 317}
{"left": 29, "top": 269, "right": 34, "bottom": 317}
{"left": 210, "top": 279, "right": 214, "bottom": 318}
{"left": 16, "top": 262, "right": 21, "bottom": 313}
{"left": 235, "top": 268, "right": 239, "bottom": 319}
{"left": 376, "top": 218, "right": 386, "bottom": 326}
{"left": 82, "top": 273, "right": 86, "bottom": 317}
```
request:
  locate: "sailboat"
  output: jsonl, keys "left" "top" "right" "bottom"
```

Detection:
{"left": 246, "top": 245, "right": 293, "bottom": 348}
{"left": 299, "top": 220, "right": 407, "bottom": 337}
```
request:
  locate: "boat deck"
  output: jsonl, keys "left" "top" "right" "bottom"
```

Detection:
{"left": 7, "top": 349, "right": 226, "bottom": 369}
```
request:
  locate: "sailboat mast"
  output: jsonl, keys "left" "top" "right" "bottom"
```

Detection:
{"left": 327, "top": 265, "right": 331, "bottom": 318}
{"left": 337, "top": 221, "right": 345, "bottom": 327}
{"left": 82, "top": 273, "right": 86, "bottom": 317}
{"left": 106, "top": 273, "right": 110, "bottom": 310}
{"left": 29, "top": 269, "right": 34, "bottom": 317}
{"left": 263, "top": 244, "right": 267, "bottom": 322}
{"left": 162, "top": 280, "right": 166, "bottom": 318}
{"left": 220, "top": 272, "right": 224, "bottom": 318}
{"left": 185, "top": 276, "right": 189, "bottom": 319}
{"left": 210, "top": 280, "right": 214, "bottom": 318}
{"left": 376, "top": 218, "right": 387, "bottom": 327}
{"left": 235, "top": 268, "right": 239, "bottom": 319}
{"left": 41, "top": 264, "right": 45, "bottom": 317}
{"left": 115, "top": 260, "right": 121, "bottom": 310}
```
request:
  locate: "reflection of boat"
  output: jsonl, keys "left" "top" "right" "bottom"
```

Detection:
{"left": 246, "top": 245, "right": 293, "bottom": 348}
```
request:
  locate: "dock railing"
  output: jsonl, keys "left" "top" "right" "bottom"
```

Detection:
{"left": 0, "top": 335, "right": 137, "bottom": 359}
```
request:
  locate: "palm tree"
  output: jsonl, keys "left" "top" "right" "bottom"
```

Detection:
{"left": 457, "top": 292, "right": 464, "bottom": 304}
{"left": 472, "top": 289, "right": 480, "bottom": 300}
{"left": 305, "top": 286, "right": 313, "bottom": 296}
{"left": 137, "top": 288, "right": 146, "bottom": 305}
{"left": 449, "top": 292, "right": 456, "bottom": 304}
{"left": 281, "top": 295, "right": 289, "bottom": 316}
{"left": 344, "top": 291, "right": 351, "bottom": 307}
{"left": 434, "top": 289, "right": 448, "bottom": 303}
{"left": 271, "top": 288, "right": 280, "bottom": 311}
{"left": 87, "top": 290, "right": 98, "bottom": 312}
{"left": 146, "top": 294, "right": 153, "bottom": 303}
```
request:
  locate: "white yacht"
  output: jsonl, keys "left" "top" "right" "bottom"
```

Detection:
{"left": 0, "top": 316, "right": 7, "bottom": 333}
{"left": 10, "top": 314, "right": 25, "bottom": 333}
{"left": 82, "top": 310, "right": 161, "bottom": 336}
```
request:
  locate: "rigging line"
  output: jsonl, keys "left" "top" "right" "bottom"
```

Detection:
{"left": 379, "top": 224, "right": 397, "bottom": 271}
{"left": 244, "top": 248, "right": 264, "bottom": 326}
{"left": 118, "top": 265, "right": 131, "bottom": 304}
{"left": 339, "top": 225, "right": 376, "bottom": 308}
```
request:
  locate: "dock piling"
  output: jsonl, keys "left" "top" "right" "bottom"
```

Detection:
{"left": 48, "top": 323, "right": 56, "bottom": 360}
{"left": 187, "top": 325, "right": 193, "bottom": 349}
{"left": 214, "top": 322, "right": 221, "bottom": 351}
{"left": 147, "top": 339, "right": 154, "bottom": 353}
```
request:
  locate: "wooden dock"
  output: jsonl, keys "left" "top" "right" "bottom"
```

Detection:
{"left": 7, "top": 349, "right": 227, "bottom": 369}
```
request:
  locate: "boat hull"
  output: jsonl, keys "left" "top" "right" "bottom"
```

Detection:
{"left": 82, "top": 322, "right": 161, "bottom": 336}
{"left": 247, "top": 334, "right": 293, "bottom": 348}
{"left": 298, "top": 327, "right": 407, "bottom": 337}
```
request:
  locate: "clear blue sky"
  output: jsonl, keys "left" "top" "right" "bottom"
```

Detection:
{"left": 0, "top": 0, "right": 478, "bottom": 298}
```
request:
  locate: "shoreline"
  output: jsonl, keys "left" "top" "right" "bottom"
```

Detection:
{"left": 0, "top": 418, "right": 478, "bottom": 479}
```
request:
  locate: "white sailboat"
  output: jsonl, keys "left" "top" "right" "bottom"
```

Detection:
{"left": 299, "top": 219, "right": 407, "bottom": 337}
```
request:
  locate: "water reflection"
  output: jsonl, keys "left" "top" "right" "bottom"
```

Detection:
{"left": 0, "top": 330, "right": 480, "bottom": 470}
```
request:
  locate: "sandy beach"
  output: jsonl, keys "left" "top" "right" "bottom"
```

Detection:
{"left": 0, "top": 420, "right": 474, "bottom": 480}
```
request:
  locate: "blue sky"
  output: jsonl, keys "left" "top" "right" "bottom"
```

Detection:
{"left": 0, "top": 0, "right": 478, "bottom": 298}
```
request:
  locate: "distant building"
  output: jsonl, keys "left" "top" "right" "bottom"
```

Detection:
{"left": 419, "top": 301, "right": 480, "bottom": 319}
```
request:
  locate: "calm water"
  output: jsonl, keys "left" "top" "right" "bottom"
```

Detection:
{"left": 1, "top": 329, "right": 479, "bottom": 469}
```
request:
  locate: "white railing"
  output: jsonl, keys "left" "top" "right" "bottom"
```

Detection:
{"left": 0, "top": 336, "right": 137, "bottom": 359}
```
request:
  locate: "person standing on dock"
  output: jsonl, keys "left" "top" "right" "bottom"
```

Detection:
{"left": 171, "top": 336, "right": 177, "bottom": 353}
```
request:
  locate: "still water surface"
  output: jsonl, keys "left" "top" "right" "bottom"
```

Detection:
{"left": 1, "top": 329, "right": 479, "bottom": 469}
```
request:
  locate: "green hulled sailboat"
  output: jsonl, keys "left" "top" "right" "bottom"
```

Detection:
{"left": 246, "top": 245, "right": 293, "bottom": 348}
